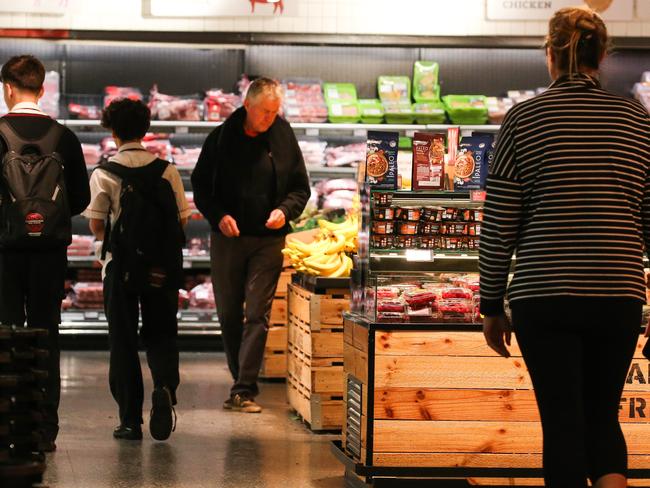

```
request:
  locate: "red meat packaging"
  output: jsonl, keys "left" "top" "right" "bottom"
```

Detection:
{"left": 412, "top": 132, "right": 445, "bottom": 191}
{"left": 189, "top": 281, "right": 215, "bottom": 309}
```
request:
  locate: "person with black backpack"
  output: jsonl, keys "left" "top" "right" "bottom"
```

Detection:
{"left": 83, "top": 99, "right": 189, "bottom": 441}
{"left": 0, "top": 55, "right": 90, "bottom": 452}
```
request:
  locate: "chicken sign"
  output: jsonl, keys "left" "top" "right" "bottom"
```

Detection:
{"left": 486, "top": 0, "right": 634, "bottom": 20}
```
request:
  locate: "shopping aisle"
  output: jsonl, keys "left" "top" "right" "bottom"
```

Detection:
{"left": 45, "top": 351, "right": 344, "bottom": 488}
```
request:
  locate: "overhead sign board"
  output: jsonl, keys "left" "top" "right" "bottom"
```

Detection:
{"left": 147, "top": 0, "right": 296, "bottom": 17}
{"left": 487, "top": 0, "right": 634, "bottom": 21}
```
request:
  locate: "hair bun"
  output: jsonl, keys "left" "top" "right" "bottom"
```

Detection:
{"left": 576, "top": 16, "right": 597, "bottom": 32}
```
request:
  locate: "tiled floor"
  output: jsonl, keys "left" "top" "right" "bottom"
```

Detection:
{"left": 44, "top": 351, "right": 344, "bottom": 488}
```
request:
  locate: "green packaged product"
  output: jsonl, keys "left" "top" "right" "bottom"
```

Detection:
{"left": 327, "top": 101, "right": 360, "bottom": 123}
{"left": 359, "top": 99, "right": 384, "bottom": 124}
{"left": 378, "top": 76, "right": 411, "bottom": 102}
{"left": 413, "top": 61, "right": 440, "bottom": 102}
{"left": 382, "top": 101, "right": 414, "bottom": 124}
{"left": 323, "top": 83, "right": 358, "bottom": 103}
{"left": 413, "top": 101, "right": 446, "bottom": 124}
{"left": 442, "top": 95, "right": 488, "bottom": 125}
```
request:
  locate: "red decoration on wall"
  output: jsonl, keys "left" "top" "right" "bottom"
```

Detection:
{"left": 0, "top": 29, "right": 69, "bottom": 39}
{"left": 250, "top": 0, "right": 284, "bottom": 15}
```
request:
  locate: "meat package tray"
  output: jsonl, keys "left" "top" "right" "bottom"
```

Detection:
{"left": 291, "top": 273, "right": 350, "bottom": 294}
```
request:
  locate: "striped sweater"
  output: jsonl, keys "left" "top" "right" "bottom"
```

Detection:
{"left": 479, "top": 73, "right": 650, "bottom": 316}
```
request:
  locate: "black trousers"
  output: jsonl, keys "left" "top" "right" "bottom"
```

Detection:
{"left": 511, "top": 297, "right": 642, "bottom": 487}
{"left": 0, "top": 248, "right": 66, "bottom": 443}
{"left": 211, "top": 233, "right": 284, "bottom": 398}
{"left": 104, "top": 262, "right": 180, "bottom": 428}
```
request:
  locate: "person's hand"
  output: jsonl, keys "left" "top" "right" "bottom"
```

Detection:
{"left": 483, "top": 313, "right": 512, "bottom": 358}
{"left": 219, "top": 215, "right": 240, "bottom": 237}
{"left": 266, "top": 209, "right": 286, "bottom": 230}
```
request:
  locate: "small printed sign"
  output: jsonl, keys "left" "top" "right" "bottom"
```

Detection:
{"left": 486, "top": 0, "right": 634, "bottom": 21}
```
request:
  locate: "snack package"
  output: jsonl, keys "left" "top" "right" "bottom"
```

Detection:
{"left": 453, "top": 136, "right": 492, "bottom": 190}
{"left": 366, "top": 131, "right": 399, "bottom": 190}
{"left": 413, "top": 61, "right": 440, "bottom": 103}
{"left": 412, "top": 132, "right": 445, "bottom": 191}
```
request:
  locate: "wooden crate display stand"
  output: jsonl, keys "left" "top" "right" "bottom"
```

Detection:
{"left": 338, "top": 316, "right": 650, "bottom": 486}
{"left": 287, "top": 282, "right": 349, "bottom": 431}
{"left": 259, "top": 270, "right": 294, "bottom": 379}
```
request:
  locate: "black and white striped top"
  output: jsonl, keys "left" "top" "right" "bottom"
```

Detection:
{"left": 479, "top": 73, "right": 650, "bottom": 316}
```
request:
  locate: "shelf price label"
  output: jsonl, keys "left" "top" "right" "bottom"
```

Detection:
{"left": 405, "top": 249, "right": 433, "bottom": 262}
{"left": 470, "top": 190, "right": 486, "bottom": 202}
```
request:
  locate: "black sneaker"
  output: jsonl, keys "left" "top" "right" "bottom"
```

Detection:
{"left": 150, "top": 387, "right": 176, "bottom": 441}
{"left": 113, "top": 425, "right": 143, "bottom": 440}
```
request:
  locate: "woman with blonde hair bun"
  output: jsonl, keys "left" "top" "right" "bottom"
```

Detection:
{"left": 480, "top": 6, "right": 650, "bottom": 488}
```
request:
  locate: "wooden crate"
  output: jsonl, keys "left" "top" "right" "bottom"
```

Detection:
{"left": 260, "top": 326, "right": 288, "bottom": 379}
{"left": 275, "top": 270, "right": 294, "bottom": 298}
{"left": 342, "top": 318, "right": 650, "bottom": 485}
{"left": 287, "top": 368, "right": 344, "bottom": 431}
{"left": 270, "top": 298, "right": 288, "bottom": 325}
{"left": 287, "top": 283, "right": 349, "bottom": 431}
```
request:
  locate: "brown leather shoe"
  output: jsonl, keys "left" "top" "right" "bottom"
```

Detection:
{"left": 230, "top": 394, "right": 262, "bottom": 413}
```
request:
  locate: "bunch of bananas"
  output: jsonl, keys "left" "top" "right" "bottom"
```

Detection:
{"left": 283, "top": 215, "right": 358, "bottom": 277}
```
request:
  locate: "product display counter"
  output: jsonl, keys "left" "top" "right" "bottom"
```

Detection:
{"left": 334, "top": 314, "right": 650, "bottom": 487}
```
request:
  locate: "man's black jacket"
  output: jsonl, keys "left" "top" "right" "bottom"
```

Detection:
{"left": 191, "top": 107, "right": 310, "bottom": 236}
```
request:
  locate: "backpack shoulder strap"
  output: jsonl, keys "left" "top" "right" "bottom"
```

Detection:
{"left": 146, "top": 158, "right": 170, "bottom": 179}
{"left": 32, "top": 122, "right": 65, "bottom": 155}
{"left": 98, "top": 161, "right": 130, "bottom": 180}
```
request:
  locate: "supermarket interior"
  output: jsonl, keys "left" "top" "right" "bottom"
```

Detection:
{"left": 3, "top": 0, "right": 650, "bottom": 487}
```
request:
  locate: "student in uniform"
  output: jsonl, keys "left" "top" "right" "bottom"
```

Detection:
{"left": 0, "top": 55, "right": 90, "bottom": 452}
{"left": 84, "top": 99, "right": 190, "bottom": 441}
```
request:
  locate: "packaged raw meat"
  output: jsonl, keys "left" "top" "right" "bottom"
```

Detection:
{"left": 403, "top": 289, "right": 437, "bottom": 309}
{"left": 178, "top": 289, "right": 190, "bottom": 310}
{"left": 68, "top": 103, "right": 102, "bottom": 120}
{"left": 149, "top": 85, "right": 202, "bottom": 121}
{"left": 298, "top": 140, "right": 327, "bottom": 166}
{"left": 82, "top": 144, "right": 102, "bottom": 166}
{"left": 189, "top": 281, "right": 215, "bottom": 309}
{"left": 68, "top": 235, "right": 95, "bottom": 257}
{"left": 72, "top": 282, "right": 104, "bottom": 309}
{"left": 40, "top": 71, "right": 60, "bottom": 118}
{"left": 413, "top": 61, "right": 439, "bottom": 103}
{"left": 172, "top": 146, "right": 202, "bottom": 167}
{"left": 204, "top": 89, "right": 242, "bottom": 122}
{"left": 438, "top": 298, "right": 473, "bottom": 323}
{"left": 377, "top": 76, "right": 411, "bottom": 102}
{"left": 104, "top": 86, "right": 143, "bottom": 108}
{"left": 441, "top": 287, "right": 473, "bottom": 300}
{"left": 325, "top": 143, "right": 365, "bottom": 167}
{"left": 281, "top": 79, "right": 328, "bottom": 123}
{"left": 377, "top": 300, "right": 405, "bottom": 313}
{"left": 376, "top": 286, "right": 401, "bottom": 299}
{"left": 321, "top": 179, "right": 358, "bottom": 194}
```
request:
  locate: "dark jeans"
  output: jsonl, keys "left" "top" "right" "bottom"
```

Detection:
{"left": 511, "top": 297, "right": 642, "bottom": 487}
{"left": 211, "top": 233, "right": 284, "bottom": 398}
{"left": 104, "top": 262, "right": 180, "bottom": 428}
{"left": 0, "top": 248, "right": 66, "bottom": 443}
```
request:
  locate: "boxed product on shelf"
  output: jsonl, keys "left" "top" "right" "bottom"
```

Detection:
{"left": 377, "top": 76, "right": 411, "bottom": 102}
{"left": 203, "top": 89, "right": 241, "bottom": 122}
{"left": 189, "top": 280, "right": 215, "bottom": 309}
{"left": 103, "top": 86, "right": 143, "bottom": 107}
{"left": 323, "top": 83, "right": 358, "bottom": 103}
{"left": 72, "top": 282, "right": 104, "bottom": 309}
{"left": 453, "top": 135, "right": 493, "bottom": 190}
{"left": 412, "top": 101, "right": 446, "bottom": 124}
{"left": 365, "top": 131, "right": 398, "bottom": 189}
{"left": 171, "top": 146, "right": 202, "bottom": 167}
{"left": 82, "top": 143, "right": 102, "bottom": 166}
{"left": 298, "top": 140, "right": 327, "bottom": 166}
{"left": 324, "top": 143, "right": 365, "bottom": 167}
{"left": 148, "top": 85, "right": 203, "bottom": 121}
{"left": 411, "top": 132, "right": 445, "bottom": 191}
{"left": 442, "top": 95, "right": 488, "bottom": 125}
{"left": 358, "top": 99, "right": 384, "bottom": 124}
{"left": 327, "top": 101, "right": 360, "bottom": 124}
{"left": 382, "top": 101, "right": 414, "bottom": 124}
{"left": 281, "top": 78, "right": 328, "bottom": 123}
{"left": 68, "top": 235, "right": 95, "bottom": 257}
{"left": 412, "top": 61, "right": 440, "bottom": 103}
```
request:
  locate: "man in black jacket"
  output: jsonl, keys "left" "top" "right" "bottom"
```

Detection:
{"left": 0, "top": 55, "right": 90, "bottom": 450}
{"left": 192, "top": 78, "right": 309, "bottom": 413}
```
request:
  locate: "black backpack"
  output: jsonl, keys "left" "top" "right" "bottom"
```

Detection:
{"left": 0, "top": 119, "right": 71, "bottom": 250}
{"left": 100, "top": 159, "right": 185, "bottom": 293}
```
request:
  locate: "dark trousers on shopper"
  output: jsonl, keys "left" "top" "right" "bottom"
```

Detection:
{"left": 511, "top": 297, "right": 642, "bottom": 488}
{"left": 104, "top": 261, "right": 180, "bottom": 428}
{"left": 211, "top": 233, "right": 284, "bottom": 398}
{"left": 0, "top": 248, "right": 66, "bottom": 443}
